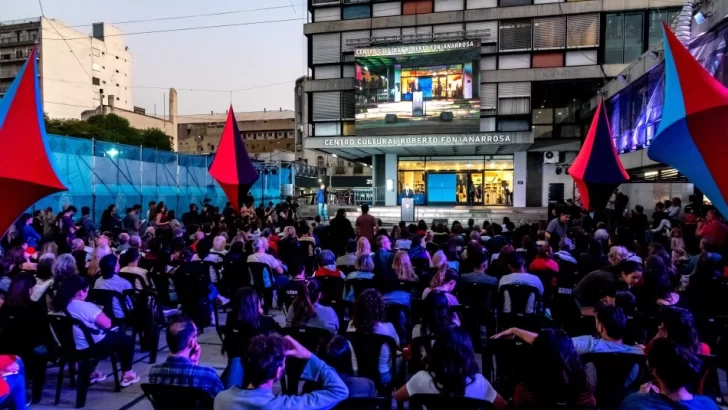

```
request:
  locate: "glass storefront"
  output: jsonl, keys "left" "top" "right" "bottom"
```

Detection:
{"left": 397, "top": 156, "right": 514, "bottom": 205}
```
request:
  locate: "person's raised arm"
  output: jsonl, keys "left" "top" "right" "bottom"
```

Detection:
{"left": 490, "top": 327, "right": 538, "bottom": 344}
{"left": 394, "top": 384, "right": 410, "bottom": 402}
{"left": 283, "top": 335, "right": 348, "bottom": 408}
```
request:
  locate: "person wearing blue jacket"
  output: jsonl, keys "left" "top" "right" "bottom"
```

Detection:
{"left": 316, "top": 184, "right": 328, "bottom": 221}
{"left": 214, "top": 333, "right": 348, "bottom": 410}
{"left": 16, "top": 213, "right": 41, "bottom": 248}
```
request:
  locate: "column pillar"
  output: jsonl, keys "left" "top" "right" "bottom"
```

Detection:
{"left": 385, "top": 153, "right": 398, "bottom": 206}
{"left": 513, "top": 151, "right": 527, "bottom": 207}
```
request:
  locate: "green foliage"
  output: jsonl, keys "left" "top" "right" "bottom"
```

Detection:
{"left": 45, "top": 113, "right": 172, "bottom": 151}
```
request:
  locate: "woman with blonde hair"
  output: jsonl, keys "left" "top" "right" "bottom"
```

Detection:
{"left": 393, "top": 251, "right": 418, "bottom": 282}
{"left": 356, "top": 237, "right": 372, "bottom": 256}
{"left": 87, "top": 244, "right": 112, "bottom": 278}
{"left": 282, "top": 226, "right": 297, "bottom": 239}
{"left": 608, "top": 246, "right": 631, "bottom": 266}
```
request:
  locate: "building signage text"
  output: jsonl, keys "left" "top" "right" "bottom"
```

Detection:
{"left": 355, "top": 41, "right": 477, "bottom": 58}
{"left": 322, "top": 134, "right": 512, "bottom": 148}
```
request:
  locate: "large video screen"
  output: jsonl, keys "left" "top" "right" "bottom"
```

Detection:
{"left": 355, "top": 40, "right": 481, "bottom": 136}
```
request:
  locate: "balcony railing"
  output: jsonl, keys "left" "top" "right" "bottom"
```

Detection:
{"left": 0, "top": 35, "right": 38, "bottom": 46}
{"left": 0, "top": 69, "right": 18, "bottom": 79}
{"left": 0, "top": 18, "right": 41, "bottom": 27}
{"left": 346, "top": 29, "right": 492, "bottom": 47}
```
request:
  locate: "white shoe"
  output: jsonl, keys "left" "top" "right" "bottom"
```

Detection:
{"left": 218, "top": 296, "right": 231, "bottom": 306}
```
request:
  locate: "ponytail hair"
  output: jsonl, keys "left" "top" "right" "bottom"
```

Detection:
{"left": 291, "top": 279, "right": 322, "bottom": 327}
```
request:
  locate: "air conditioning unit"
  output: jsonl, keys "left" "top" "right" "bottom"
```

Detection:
{"left": 543, "top": 151, "right": 563, "bottom": 164}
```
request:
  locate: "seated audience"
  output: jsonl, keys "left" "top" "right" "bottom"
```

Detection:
{"left": 619, "top": 339, "right": 719, "bottom": 410}
{"left": 313, "top": 250, "right": 345, "bottom": 279}
{"left": 647, "top": 306, "right": 710, "bottom": 355}
{"left": 422, "top": 268, "right": 459, "bottom": 306}
{"left": 573, "top": 260, "right": 643, "bottom": 310}
{"left": 513, "top": 329, "right": 595, "bottom": 408}
{"left": 213, "top": 334, "right": 348, "bottom": 410}
{"left": 93, "top": 254, "right": 132, "bottom": 319}
{"left": 553, "top": 238, "right": 577, "bottom": 265}
{"left": 148, "top": 317, "right": 223, "bottom": 397}
{"left": 324, "top": 335, "right": 377, "bottom": 398}
{"left": 395, "top": 328, "right": 508, "bottom": 409}
{"left": 343, "top": 254, "right": 375, "bottom": 301}
{"left": 412, "top": 291, "right": 459, "bottom": 340}
{"left": 347, "top": 289, "right": 400, "bottom": 384}
{"left": 31, "top": 254, "right": 55, "bottom": 302}
{"left": 494, "top": 304, "right": 643, "bottom": 356}
{"left": 335, "top": 239, "right": 358, "bottom": 267}
{"left": 459, "top": 250, "right": 497, "bottom": 286}
{"left": 498, "top": 253, "right": 544, "bottom": 313}
{"left": 119, "top": 248, "right": 150, "bottom": 288}
{"left": 528, "top": 244, "right": 559, "bottom": 272}
{"left": 53, "top": 276, "right": 139, "bottom": 386}
{"left": 286, "top": 279, "right": 339, "bottom": 334}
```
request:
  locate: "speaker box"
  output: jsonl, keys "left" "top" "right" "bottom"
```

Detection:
{"left": 439, "top": 111, "right": 454, "bottom": 122}
{"left": 385, "top": 114, "right": 399, "bottom": 124}
{"left": 548, "top": 183, "right": 565, "bottom": 203}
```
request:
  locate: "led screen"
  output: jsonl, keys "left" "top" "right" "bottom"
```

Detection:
{"left": 355, "top": 41, "right": 481, "bottom": 136}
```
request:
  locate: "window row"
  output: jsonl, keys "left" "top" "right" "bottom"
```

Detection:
{"left": 313, "top": 0, "right": 601, "bottom": 19}
{"left": 605, "top": 9, "right": 680, "bottom": 64}
{"left": 311, "top": 14, "right": 599, "bottom": 64}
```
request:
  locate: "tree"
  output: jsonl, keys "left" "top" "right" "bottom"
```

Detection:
{"left": 45, "top": 113, "right": 172, "bottom": 151}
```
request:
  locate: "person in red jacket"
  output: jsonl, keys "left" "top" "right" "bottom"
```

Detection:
{"left": 313, "top": 250, "right": 345, "bottom": 279}
{"left": 529, "top": 244, "right": 560, "bottom": 273}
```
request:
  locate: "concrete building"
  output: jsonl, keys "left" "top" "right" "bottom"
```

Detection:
{"left": 177, "top": 109, "right": 297, "bottom": 160}
{"left": 580, "top": 0, "right": 728, "bottom": 214}
{"left": 302, "top": 0, "right": 684, "bottom": 207}
{"left": 81, "top": 88, "right": 179, "bottom": 150}
{"left": 0, "top": 17, "right": 134, "bottom": 119}
{"left": 295, "top": 76, "right": 374, "bottom": 183}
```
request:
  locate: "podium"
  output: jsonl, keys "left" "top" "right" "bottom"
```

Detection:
{"left": 401, "top": 198, "right": 415, "bottom": 222}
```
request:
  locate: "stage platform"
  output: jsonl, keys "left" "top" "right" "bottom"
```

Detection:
{"left": 299, "top": 205, "right": 549, "bottom": 226}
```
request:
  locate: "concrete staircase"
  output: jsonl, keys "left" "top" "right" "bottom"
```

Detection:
{"left": 299, "top": 205, "right": 549, "bottom": 226}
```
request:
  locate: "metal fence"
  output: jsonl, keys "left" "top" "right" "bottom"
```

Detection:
{"left": 31, "top": 135, "right": 291, "bottom": 220}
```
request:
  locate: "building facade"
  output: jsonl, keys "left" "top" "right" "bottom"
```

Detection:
{"left": 0, "top": 17, "right": 134, "bottom": 119}
{"left": 581, "top": 0, "right": 728, "bottom": 214}
{"left": 177, "top": 109, "right": 297, "bottom": 158}
{"left": 301, "top": 0, "right": 684, "bottom": 207}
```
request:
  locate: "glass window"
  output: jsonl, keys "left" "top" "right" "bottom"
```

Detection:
{"left": 606, "top": 12, "right": 644, "bottom": 64}
{"left": 605, "top": 13, "right": 625, "bottom": 64}
{"left": 499, "top": 19, "right": 532, "bottom": 51}
{"left": 498, "top": 97, "right": 530, "bottom": 115}
{"left": 560, "top": 124, "right": 582, "bottom": 138}
{"left": 398, "top": 171, "right": 425, "bottom": 194}
{"left": 648, "top": 9, "right": 680, "bottom": 48}
{"left": 497, "top": 118, "right": 529, "bottom": 131}
{"left": 533, "top": 125, "right": 553, "bottom": 139}
{"left": 624, "top": 13, "right": 644, "bottom": 62}
{"left": 532, "top": 108, "right": 553, "bottom": 124}
{"left": 343, "top": 4, "right": 371, "bottom": 19}
{"left": 398, "top": 159, "right": 426, "bottom": 170}
{"left": 317, "top": 156, "right": 324, "bottom": 168}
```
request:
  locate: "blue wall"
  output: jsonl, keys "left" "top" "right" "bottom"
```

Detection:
{"left": 30, "top": 134, "right": 290, "bottom": 219}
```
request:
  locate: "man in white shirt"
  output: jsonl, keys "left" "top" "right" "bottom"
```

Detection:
{"left": 498, "top": 253, "right": 544, "bottom": 313}
{"left": 335, "top": 239, "right": 358, "bottom": 267}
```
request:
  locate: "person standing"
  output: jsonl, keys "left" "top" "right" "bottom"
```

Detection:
{"left": 355, "top": 204, "right": 378, "bottom": 244}
{"left": 316, "top": 184, "right": 329, "bottom": 221}
{"left": 123, "top": 205, "right": 142, "bottom": 237}
{"left": 401, "top": 184, "right": 414, "bottom": 199}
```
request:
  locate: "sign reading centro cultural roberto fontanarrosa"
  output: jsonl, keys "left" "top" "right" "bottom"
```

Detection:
{"left": 355, "top": 41, "right": 478, "bottom": 58}
{"left": 322, "top": 134, "right": 512, "bottom": 147}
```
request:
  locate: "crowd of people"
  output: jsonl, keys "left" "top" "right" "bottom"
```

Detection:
{"left": 0, "top": 193, "right": 725, "bottom": 410}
